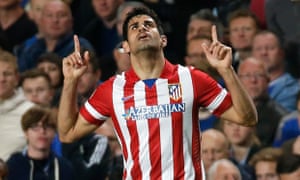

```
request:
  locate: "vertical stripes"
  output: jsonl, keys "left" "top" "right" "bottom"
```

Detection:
{"left": 112, "top": 76, "right": 132, "bottom": 180}
{"left": 178, "top": 66, "right": 196, "bottom": 180}
{"left": 144, "top": 82, "right": 161, "bottom": 180}
{"left": 156, "top": 79, "right": 173, "bottom": 180}
{"left": 170, "top": 71, "right": 185, "bottom": 180}
{"left": 135, "top": 81, "right": 151, "bottom": 180}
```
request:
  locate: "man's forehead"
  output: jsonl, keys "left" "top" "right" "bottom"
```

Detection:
{"left": 128, "top": 15, "right": 154, "bottom": 24}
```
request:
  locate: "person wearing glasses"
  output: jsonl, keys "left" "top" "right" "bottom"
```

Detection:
{"left": 6, "top": 106, "right": 75, "bottom": 180}
{"left": 237, "top": 57, "right": 288, "bottom": 147}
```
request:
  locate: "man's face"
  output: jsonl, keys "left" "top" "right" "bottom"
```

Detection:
{"left": 213, "top": 163, "right": 241, "bottom": 180}
{"left": 255, "top": 161, "right": 279, "bottom": 180}
{"left": 0, "top": 61, "right": 18, "bottom": 100}
{"left": 252, "top": 33, "right": 283, "bottom": 72}
{"left": 186, "top": 19, "right": 212, "bottom": 41}
{"left": 77, "top": 64, "right": 100, "bottom": 96}
{"left": 40, "top": 1, "right": 73, "bottom": 39}
{"left": 92, "top": 0, "right": 123, "bottom": 21}
{"left": 185, "top": 38, "right": 211, "bottom": 70}
{"left": 22, "top": 77, "right": 53, "bottom": 107}
{"left": 223, "top": 121, "right": 253, "bottom": 146}
{"left": 28, "top": 0, "right": 49, "bottom": 26}
{"left": 202, "top": 133, "right": 229, "bottom": 171}
{"left": 25, "top": 121, "right": 56, "bottom": 151}
{"left": 229, "top": 17, "right": 257, "bottom": 50}
{"left": 238, "top": 59, "right": 269, "bottom": 100}
{"left": 124, "top": 15, "right": 164, "bottom": 54}
{"left": 37, "top": 61, "right": 62, "bottom": 88}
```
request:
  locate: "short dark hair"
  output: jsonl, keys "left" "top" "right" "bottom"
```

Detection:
{"left": 228, "top": 8, "right": 261, "bottom": 30}
{"left": 276, "top": 152, "right": 300, "bottom": 174}
{"left": 21, "top": 106, "right": 57, "bottom": 131}
{"left": 37, "top": 52, "right": 62, "bottom": 68}
{"left": 20, "top": 69, "right": 52, "bottom": 88}
{"left": 122, "top": 7, "right": 164, "bottom": 41}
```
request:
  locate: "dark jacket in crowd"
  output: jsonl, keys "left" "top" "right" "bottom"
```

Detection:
{"left": 6, "top": 150, "right": 75, "bottom": 180}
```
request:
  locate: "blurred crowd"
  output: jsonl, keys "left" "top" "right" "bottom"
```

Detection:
{"left": 0, "top": 0, "right": 300, "bottom": 179}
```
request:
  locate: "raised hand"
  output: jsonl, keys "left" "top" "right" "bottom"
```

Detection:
{"left": 201, "top": 25, "right": 232, "bottom": 71}
{"left": 62, "top": 35, "right": 90, "bottom": 80}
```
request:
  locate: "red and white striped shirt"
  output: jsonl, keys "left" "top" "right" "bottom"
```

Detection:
{"left": 80, "top": 60, "right": 232, "bottom": 180}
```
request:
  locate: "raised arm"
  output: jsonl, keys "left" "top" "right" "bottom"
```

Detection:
{"left": 202, "top": 26, "right": 257, "bottom": 126}
{"left": 58, "top": 35, "right": 99, "bottom": 143}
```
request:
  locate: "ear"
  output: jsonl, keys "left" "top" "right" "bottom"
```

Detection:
{"left": 122, "top": 41, "right": 130, "bottom": 53}
{"left": 160, "top": 35, "right": 167, "bottom": 48}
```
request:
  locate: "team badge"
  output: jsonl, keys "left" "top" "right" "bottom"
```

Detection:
{"left": 168, "top": 83, "right": 182, "bottom": 101}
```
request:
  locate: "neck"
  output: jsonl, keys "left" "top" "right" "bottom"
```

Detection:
{"left": 231, "top": 144, "right": 250, "bottom": 162}
{"left": 0, "top": 6, "right": 24, "bottom": 29}
{"left": 27, "top": 146, "right": 50, "bottom": 160}
{"left": 131, "top": 50, "right": 165, "bottom": 80}
{"left": 236, "top": 49, "right": 251, "bottom": 61}
{"left": 45, "top": 38, "right": 58, "bottom": 52}
{"left": 102, "top": 18, "right": 116, "bottom": 29}
{"left": 268, "top": 66, "right": 285, "bottom": 81}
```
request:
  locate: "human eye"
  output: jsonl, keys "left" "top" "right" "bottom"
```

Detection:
{"left": 144, "top": 21, "right": 154, "bottom": 28}
{"left": 129, "top": 23, "right": 138, "bottom": 30}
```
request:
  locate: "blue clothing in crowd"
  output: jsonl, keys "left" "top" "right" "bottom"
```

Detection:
{"left": 268, "top": 73, "right": 300, "bottom": 112}
{"left": 15, "top": 32, "right": 94, "bottom": 72}
{"left": 6, "top": 150, "right": 75, "bottom": 180}
{"left": 273, "top": 116, "right": 300, "bottom": 147}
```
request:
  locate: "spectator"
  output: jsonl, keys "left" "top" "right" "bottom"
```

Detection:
{"left": 249, "top": 147, "right": 282, "bottom": 180}
{"left": 221, "top": 120, "right": 261, "bottom": 166}
{"left": 252, "top": 30, "right": 300, "bottom": 112}
{"left": 15, "top": 0, "right": 94, "bottom": 72}
{"left": 62, "top": 133, "right": 111, "bottom": 180}
{"left": 273, "top": 91, "right": 300, "bottom": 147}
{"left": 36, "top": 52, "right": 63, "bottom": 108}
{"left": 185, "top": 35, "right": 221, "bottom": 83}
{"left": 6, "top": 106, "right": 75, "bottom": 180}
{"left": 202, "top": 129, "right": 229, "bottom": 174}
{"left": 83, "top": 0, "right": 124, "bottom": 81}
{"left": 0, "top": 50, "right": 35, "bottom": 160}
{"left": 26, "top": 0, "right": 49, "bottom": 38}
{"left": 0, "top": 0, "right": 37, "bottom": 52}
{"left": 228, "top": 8, "right": 260, "bottom": 70}
{"left": 113, "top": 42, "right": 131, "bottom": 75}
{"left": 96, "top": 118, "right": 123, "bottom": 180}
{"left": 186, "top": 9, "right": 224, "bottom": 42}
{"left": 202, "top": 129, "right": 255, "bottom": 180}
{"left": 276, "top": 152, "right": 300, "bottom": 180}
{"left": 185, "top": 35, "right": 223, "bottom": 131}
{"left": 20, "top": 69, "right": 54, "bottom": 108}
{"left": 207, "top": 159, "right": 242, "bottom": 180}
{"left": 77, "top": 50, "right": 102, "bottom": 107}
{"left": 237, "top": 57, "right": 288, "bottom": 146}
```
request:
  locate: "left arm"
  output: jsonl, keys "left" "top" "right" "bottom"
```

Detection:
{"left": 202, "top": 26, "right": 257, "bottom": 126}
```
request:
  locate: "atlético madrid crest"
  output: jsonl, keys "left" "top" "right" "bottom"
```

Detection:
{"left": 168, "top": 83, "right": 182, "bottom": 101}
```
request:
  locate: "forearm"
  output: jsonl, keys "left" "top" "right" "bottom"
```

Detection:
{"left": 58, "top": 79, "right": 79, "bottom": 141}
{"left": 219, "top": 66, "right": 258, "bottom": 126}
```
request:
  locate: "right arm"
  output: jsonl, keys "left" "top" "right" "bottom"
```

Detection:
{"left": 58, "top": 35, "right": 98, "bottom": 143}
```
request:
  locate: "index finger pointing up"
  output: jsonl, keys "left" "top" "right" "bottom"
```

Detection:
{"left": 74, "top": 34, "right": 80, "bottom": 53}
{"left": 211, "top": 25, "right": 218, "bottom": 42}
